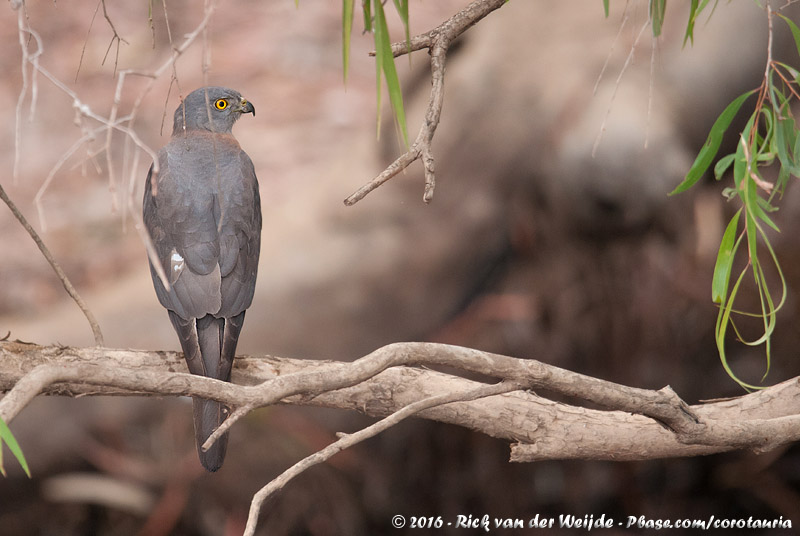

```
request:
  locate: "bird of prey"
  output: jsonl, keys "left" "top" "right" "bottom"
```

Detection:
{"left": 143, "top": 86, "right": 261, "bottom": 472}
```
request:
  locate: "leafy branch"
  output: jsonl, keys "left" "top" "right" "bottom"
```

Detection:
{"left": 342, "top": 0, "right": 508, "bottom": 205}
{"left": 670, "top": 4, "right": 800, "bottom": 389}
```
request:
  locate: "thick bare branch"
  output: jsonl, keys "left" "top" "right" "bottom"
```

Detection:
{"left": 2, "top": 341, "right": 800, "bottom": 463}
{"left": 343, "top": 0, "right": 508, "bottom": 206}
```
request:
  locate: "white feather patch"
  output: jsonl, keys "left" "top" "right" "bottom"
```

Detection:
{"left": 169, "top": 249, "right": 185, "bottom": 283}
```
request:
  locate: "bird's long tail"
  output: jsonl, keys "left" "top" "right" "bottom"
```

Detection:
{"left": 169, "top": 311, "right": 244, "bottom": 472}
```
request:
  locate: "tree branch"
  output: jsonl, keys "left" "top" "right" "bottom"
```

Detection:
{"left": 0, "top": 187, "right": 104, "bottom": 346}
{"left": 4, "top": 340, "right": 800, "bottom": 536}
{"left": 243, "top": 379, "right": 525, "bottom": 536}
{"left": 343, "top": 0, "right": 508, "bottom": 206}
{"left": 2, "top": 340, "right": 799, "bottom": 463}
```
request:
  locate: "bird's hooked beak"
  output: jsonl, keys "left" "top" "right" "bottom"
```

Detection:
{"left": 238, "top": 97, "right": 255, "bottom": 116}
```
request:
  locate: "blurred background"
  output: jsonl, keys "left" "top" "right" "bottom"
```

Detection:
{"left": 2, "top": 1, "right": 800, "bottom": 534}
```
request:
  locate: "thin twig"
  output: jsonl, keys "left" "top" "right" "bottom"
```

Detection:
{"left": 201, "top": 405, "right": 250, "bottom": 452}
{"left": 243, "top": 380, "right": 525, "bottom": 536}
{"left": 75, "top": 0, "right": 102, "bottom": 83}
{"left": 343, "top": 0, "right": 508, "bottom": 206}
{"left": 13, "top": 7, "right": 42, "bottom": 183}
{"left": 592, "top": 17, "right": 651, "bottom": 157}
{"left": 24, "top": 2, "right": 214, "bottom": 293}
{"left": 593, "top": 0, "right": 630, "bottom": 96}
{"left": 645, "top": 24, "right": 657, "bottom": 150}
{"left": 0, "top": 187, "right": 104, "bottom": 346}
{"left": 29, "top": 64, "right": 157, "bottom": 226}
{"left": 99, "top": 0, "right": 127, "bottom": 77}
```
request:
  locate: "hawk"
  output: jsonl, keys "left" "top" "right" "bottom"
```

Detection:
{"left": 143, "top": 86, "right": 261, "bottom": 471}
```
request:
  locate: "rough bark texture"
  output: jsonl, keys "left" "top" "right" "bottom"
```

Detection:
{"left": 2, "top": 340, "right": 799, "bottom": 463}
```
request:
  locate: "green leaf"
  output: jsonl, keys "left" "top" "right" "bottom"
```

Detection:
{"left": 342, "top": 0, "right": 355, "bottom": 84}
{"left": 0, "top": 417, "right": 31, "bottom": 478}
{"left": 683, "top": 0, "right": 712, "bottom": 46}
{"left": 373, "top": 1, "right": 384, "bottom": 137}
{"left": 747, "top": 172, "right": 780, "bottom": 233}
{"left": 756, "top": 195, "right": 778, "bottom": 213}
{"left": 745, "top": 186, "right": 759, "bottom": 257}
{"left": 650, "top": 0, "right": 667, "bottom": 37}
{"left": 778, "top": 13, "right": 800, "bottom": 62}
{"left": 670, "top": 90, "right": 756, "bottom": 195}
{"left": 794, "top": 122, "right": 800, "bottom": 167}
{"left": 732, "top": 131, "right": 748, "bottom": 189}
{"left": 362, "top": 0, "right": 372, "bottom": 33}
{"left": 775, "top": 113, "right": 800, "bottom": 176}
{"left": 715, "top": 264, "right": 764, "bottom": 391}
{"left": 392, "top": 0, "right": 410, "bottom": 47}
{"left": 374, "top": 0, "right": 409, "bottom": 146}
{"left": 774, "top": 61, "right": 800, "bottom": 81}
{"left": 714, "top": 153, "right": 735, "bottom": 180}
{"left": 721, "top": 186, "right": 738, "bottom": 200}
{"left": 683, "top": 0, "right": 699, "bottom": 46}
{"left": 603, "top": 0, "right": 609, "bottom": 17}
{"left": 769, "top": 87, "right": 800, "bottom": 177}
{"left": 712, "top": 209, "right": 741, "bottom": 304}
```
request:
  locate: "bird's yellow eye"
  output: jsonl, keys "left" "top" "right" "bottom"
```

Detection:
{"left": 214, "top": 99, "right": 228, "bottom": 110}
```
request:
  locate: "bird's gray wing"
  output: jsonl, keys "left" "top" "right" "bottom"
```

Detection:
{"left": 143, "top": 148, "right": 223, "bottom": 320}
{"left": 216, "top": 150, "right": 262, "bottom": 317}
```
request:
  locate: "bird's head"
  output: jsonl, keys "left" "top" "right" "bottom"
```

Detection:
{"left": 173, "top": 86, "right": 255, "bottom": 135}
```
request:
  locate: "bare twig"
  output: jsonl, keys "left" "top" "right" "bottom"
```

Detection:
{"left": 645, "top": 26, "right": 656, "bottom": 149}
{"left": 76, "top": 0, "right": 129, "bottom": 81}
{"left": 343, "top": 0, "right": 508, "bottom": 206}
{"left": 75, "top": 0, "right": 102, "bottom": 82}
{"left": 99, "top": 0, "right": 127, "bottom": 76}
{"left": 592, "top": 17, "right": 651, "bottom": 157}
{"left": 0, "top": 190, "right": 104, "bottom": 346}
{"left": 593, "top": 1, "right": 630, "bottom": 96}
{"left": 12, "top": 1, "right": 214, "bottom": 294}
{"left": 13, "top": 5, "right": 42, "bottom": 183}
{"left": 243, "top": 380, "right": 525, "bottom": 536}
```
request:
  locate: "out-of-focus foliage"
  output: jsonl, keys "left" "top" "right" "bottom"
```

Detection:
{"left": 342, "top": 0, "right": 409, "bottom": 145}
{"left": 603, "top": 1, "right": 800, "bottom": 390}
{"left": 0, "top": 417, "right": 30, "bottom": 478}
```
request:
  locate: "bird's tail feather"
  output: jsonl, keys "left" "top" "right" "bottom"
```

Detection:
{"left": 191, "top": 397, "right": 228, "bottom": 472}
{"left": 169, "top": 311, "right": 245, "bottom": 472}
{"left": 194, "top": 314, "right": 227, "bottom": 472}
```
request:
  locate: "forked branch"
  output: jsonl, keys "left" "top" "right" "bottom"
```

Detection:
{"left": 343, "top": 0, "right": 508, "bottom": 206}
{"left": 3, "top": 340, "right": 800, "bottom": 535}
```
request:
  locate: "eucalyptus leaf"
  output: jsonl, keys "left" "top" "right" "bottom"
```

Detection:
{"left": 711, "top": 210, "right": 741, "bottom": 304}
{"left": 714, "top": 153, "right": 735, "bottom": 180}
{"left": 342, "top": 0, "right": 355, "bottom": 84}
{"left": 374, "top": 0, "right": 409, "bottom": 146}
{"left": 0, "top": 417, "right": 30, "bottom": 478}
{"left": 649, "top": 0, "right": 667, "bottom": 37}
{"left": 778, "top": 13, "right": 800, "bottom": 62}
{"left": 670, "top": 90, "right": 756, "bottom": 195}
